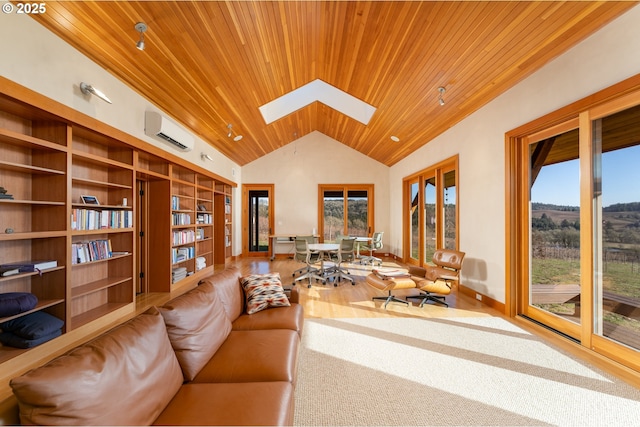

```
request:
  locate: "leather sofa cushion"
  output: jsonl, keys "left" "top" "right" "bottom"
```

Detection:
{"left": 10, "top": 307, "right": 183, "bottom": 426}
{"left": 201, "top": 267, "right": 244, "bottom": 322}
{"left": 192, "top": 329, "right": 299, "bottom": 384}
{"left": 153, "top": 382, "right": 294, "bottom": 426}
{"left": 232, "top": 304, "right": 304, "bottom": 337}
{"left": 159, "top": 281, "right": 232, "bottom": 381}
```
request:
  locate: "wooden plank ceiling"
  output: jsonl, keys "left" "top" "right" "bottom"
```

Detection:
{"left": 31, "top": 1, "right": 636, "bottom": 166}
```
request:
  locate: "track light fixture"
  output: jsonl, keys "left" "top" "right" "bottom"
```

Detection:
{"left": 226, "top": 123, "right": 244, "bottom": 142}
{"left": 135, "top": 22, "right": 147, "bottom": 51}
{"left": 201, "top": 153, "right": 214, "bottom": 162}
{"left": 79, "top": 82, "right": 112, "bottom": 104}
{"left": 438, "top": 86, "right": 446, "bottom": 106}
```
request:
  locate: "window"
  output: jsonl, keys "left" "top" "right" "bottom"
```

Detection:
{"left": 318, "top": 185, "right": 374, "bottom": 242}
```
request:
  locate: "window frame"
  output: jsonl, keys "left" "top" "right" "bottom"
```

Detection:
{"left": 402, "top": 155, "right": 459, "bottom": 266}
{"left": 317, "top": 184, "right": 374, "bottom": 242}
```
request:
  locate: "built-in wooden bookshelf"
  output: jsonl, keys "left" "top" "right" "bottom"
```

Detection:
{"left": 0, "top": 81, "right": 234, "bottom": 372}
{"left": 69, "top": 125, "right": 135, "bottom": 330}
{"left": 196, "top": 174, "right": 214, "bottom": 272}
{"left": 214, "top": 183, "right": 233, "bottom": 265}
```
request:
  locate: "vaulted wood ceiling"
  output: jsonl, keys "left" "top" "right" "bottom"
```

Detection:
{"left": 31, "top": 1, "right": 636, "bottom": 166}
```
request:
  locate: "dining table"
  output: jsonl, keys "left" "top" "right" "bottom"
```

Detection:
{"left": 308, "top": 243, "right": 339, "bottom": 278}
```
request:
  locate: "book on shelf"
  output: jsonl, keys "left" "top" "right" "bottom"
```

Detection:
{"left": 71, "top": 239, "right": 113, "bottom": 264}
{"left": 0, "top": 267, "right": 20, "bottom": 277}
{"left": 0, "top": 260, "right": 58, "bottom": 272}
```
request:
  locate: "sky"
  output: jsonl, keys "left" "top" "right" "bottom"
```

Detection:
{"left": 531, "top": 144, "right": 640, "bottom": 207}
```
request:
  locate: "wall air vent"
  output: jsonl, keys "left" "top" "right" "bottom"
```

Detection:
{"left": 144, "top": 111, "right": 194, "bottom": 151}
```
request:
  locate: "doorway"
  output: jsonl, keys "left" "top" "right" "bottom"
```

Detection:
{"left": 507, "top": 88, "right": 640, "bottom": 373}
{"left": 242, "top": 184, "right": 274, "bottom": 257}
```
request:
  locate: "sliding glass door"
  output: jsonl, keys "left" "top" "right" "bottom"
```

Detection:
{"left": 424, "top": 176, "right": 436, "bottom": 262}
{"left": 403, "top": 156, "right": 458, "bottom": 266}
{"left": 509, "top": 89, "right": 640, "bottom": 372}
{"left": 525, "top": 122, "right": 582, "bottom": 339}
{"left": 592, "top": 104, "right": 640, "bottom": 355}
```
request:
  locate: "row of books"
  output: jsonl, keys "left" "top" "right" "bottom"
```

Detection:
{"left": 172, "top": 246, "right": 194, "bottom": 264}
{"left": 71, "top": 209, "right": 133, "bottom": 230}
{"left": 196, "top": 213, "right": 212, "bottom": 224}
{"left": 196, "top": 228, "right": 207, "bottom": 240}
{"left": 172, "top": 267, "right": 189, "bottom": 284}
{"left": 172, "top": 212, "right": 191, "bottom": 226}
{"left": 171, "top": 195, "right": 193, "bottom": 211}
{"left": 172, "top": 229, "right": 195, "bottom": 246}
{"left": 71, "top": 239, "right": 113, "bottom": 264}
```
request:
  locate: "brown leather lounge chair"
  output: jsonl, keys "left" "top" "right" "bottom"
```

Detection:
{"left": 407, "top": 249, "right": 465, "bottom": 307}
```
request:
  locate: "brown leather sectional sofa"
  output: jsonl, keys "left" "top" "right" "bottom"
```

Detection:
{"left": 9, "top": 267, "right": 304, "bottom": 426}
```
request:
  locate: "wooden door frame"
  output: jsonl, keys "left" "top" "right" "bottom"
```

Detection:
{"left": 242, "top": 184, "right": 274, "bottom": 257}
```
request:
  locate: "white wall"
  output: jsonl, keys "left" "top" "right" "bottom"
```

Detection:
{"left": 390, "top": 4, "right": 640, "bottom": 302}
{"left": 242, "top": 131, "right": 390, "bottom": 253}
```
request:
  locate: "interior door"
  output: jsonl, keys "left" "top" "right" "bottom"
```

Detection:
{"left": 242, "top": 184, "right": 274, "bottom": 257}
{"left": 136, "top": 179, "right": 147, "bottom": 294}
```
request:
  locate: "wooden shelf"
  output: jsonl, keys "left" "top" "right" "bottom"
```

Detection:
{"left": 72, "top": 150, "right": 134, "bottom": 170}
{"left": 0, "top": 127, "right": 67, "bottom": 151}
{"left": 0, "top": 160, "right": 65, "bottom": 175}
{"left": 71, "top": 177, "right": 133, "bottom": 190}
{"left": 71, "top": 302, "right": 132, "bottom": 329}
{"left": 0, "top": 230, "right": 66, "bottom": 241}
{"left": 71, "top": 276, "right": 132, "bottom": 299}
{"left": 71, "top": 228, "right": 134, "bottom": 236}
{"left": 0, "top": 199, "right": 65, "bottom": 206}
{"left": 0, "top": 266, "right": 64, "bottom": 283}
{"left": 0, "top": 299, "right": 65, "bottom": 324}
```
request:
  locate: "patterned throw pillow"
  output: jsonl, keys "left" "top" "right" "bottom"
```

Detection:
{"left": 240, "top": 273, "right": 290, "bottom": 314}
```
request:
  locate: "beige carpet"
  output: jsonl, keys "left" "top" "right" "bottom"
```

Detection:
{"left": 294, "top": 317, "right": 640, "bottom": 426}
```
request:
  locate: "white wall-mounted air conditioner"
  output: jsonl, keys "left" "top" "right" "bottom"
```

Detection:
{"left": 144, "top": 111, "right": 194, "bottom": 151}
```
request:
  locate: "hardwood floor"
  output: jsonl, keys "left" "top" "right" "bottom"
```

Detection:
{"left": 230, "top": 256, "right": 503, "bottom": 320}
{"left": 231, "top": 256, "right": 640, "bottom": 390}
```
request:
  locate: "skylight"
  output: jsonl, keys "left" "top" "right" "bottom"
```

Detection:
{"left": 259, "top": 79, "right": 376, "bottom": 125}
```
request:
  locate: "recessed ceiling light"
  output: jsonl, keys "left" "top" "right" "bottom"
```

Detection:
{"left": 390, "top": 135, "right": 400, "bottom": 142}
{"left": 233, "top": 135, "right": 243, "bottom": 142}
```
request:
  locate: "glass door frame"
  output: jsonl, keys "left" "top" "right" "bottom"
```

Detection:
{"left": 241, "top": 184, "right": 274, "bottom": 258}
{"left": 402, "top": 155, "right": 459, "bottom": 266}
{"left": 519, "top": 118, "right": 583, "bottom": 341}
{"left": 506, "top": 77, "right": 640, "bottom": 373}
